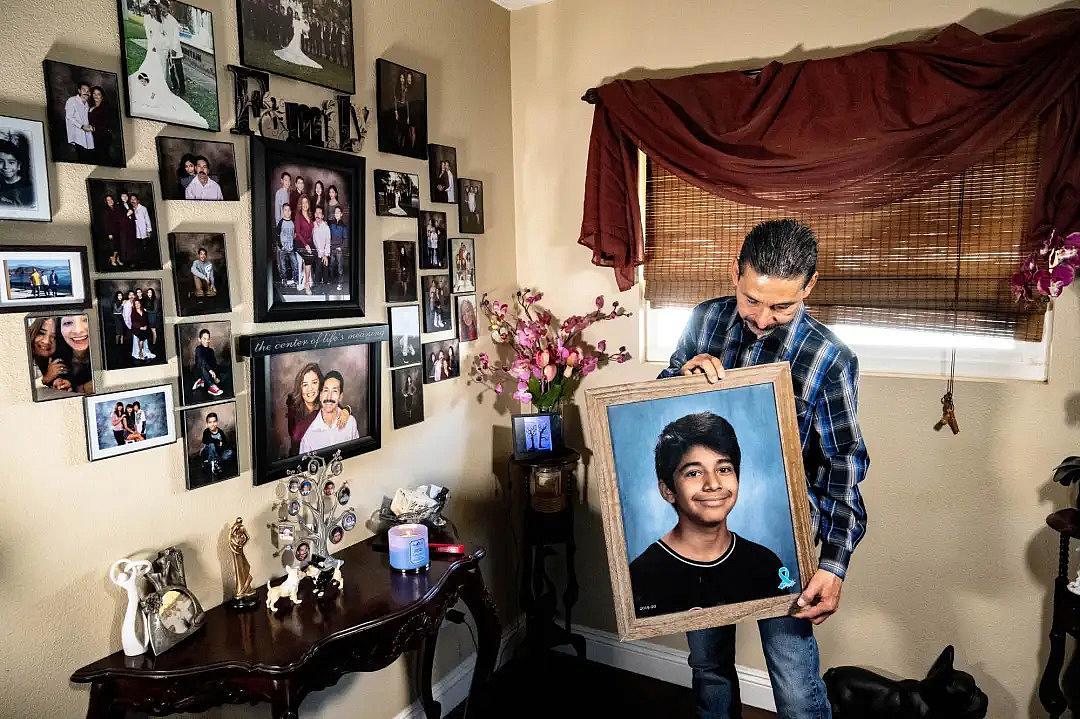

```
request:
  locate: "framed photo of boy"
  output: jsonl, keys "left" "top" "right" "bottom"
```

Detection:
{"left": 177, "top": 320, "right": 233, "bottom": 406}
{"left": 182, "top": 400, "right": 240, "bottom": 489}
{"left": 169, "top": 232, "right": 232, "bottom": 316}
{"left": 0, "top": 245, "right": 91, "bottom": 314}
{"left": 238, "top": 323, "right": 385, "bottom": 485}
{"left": 250, "top": 135, "right": 365, "bottom": 323}
{"left": 584, "top": 363, "right": 815, "bottom": 641}
{"left": 42, "top": 59, "right": 127, "bottom": 167}
{"left": 86, "top": 178, "right": 162, "bottom": 272}
{"left": 0, "top": 115, "right": 52, "bottom": 221}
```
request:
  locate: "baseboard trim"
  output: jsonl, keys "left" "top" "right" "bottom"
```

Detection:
{"left": 552, "top": 623, "right": 776, "bottom": 713}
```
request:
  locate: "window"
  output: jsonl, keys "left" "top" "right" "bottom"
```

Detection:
{"left": 641, "top": 126, "right": 1051, "bottom": 381}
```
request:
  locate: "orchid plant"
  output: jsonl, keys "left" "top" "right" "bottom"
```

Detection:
{"left": 470, "top": 289, "right": 632, "bottom": 412}
{"left": 1010, "top": 229, "right": 1080, "bottom": 303}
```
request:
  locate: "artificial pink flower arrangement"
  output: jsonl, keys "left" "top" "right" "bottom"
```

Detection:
{"left": 1010, "top": 229, "right": 1080, "bottom": 303}
{"left": 470, "top": 289, "right": 632, "bottom": 411}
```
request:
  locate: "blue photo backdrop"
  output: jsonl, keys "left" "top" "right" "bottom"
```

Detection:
{"left": 93, "top": 390, "right": 170, "bottom": 450}
{"left": 608, "top": 383, "right": 801, "bottom": 590}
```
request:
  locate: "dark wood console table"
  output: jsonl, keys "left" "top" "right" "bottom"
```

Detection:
{"left": 1039, "top": 508, "right": 1080, "bottom": 718}
{"left": 71, "top": 538, "right": 501, "bottom": 718}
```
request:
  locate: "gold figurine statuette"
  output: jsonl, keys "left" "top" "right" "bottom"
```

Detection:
{"left": 228, "top": 517, "right": 259, "bottom": 610}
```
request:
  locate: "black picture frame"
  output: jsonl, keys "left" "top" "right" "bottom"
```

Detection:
{"left": 373, "top": 169, "right": 419, "bottom": 218}
{"left": 376, "top": 58, "right": 428, "bottom": 160}
{"left": 417, "top": 209, "right": 447, "bottom": 270}
{"left": 115, "top": 0, "right": 222, "bottom": 132}
{"left": 421, "top": 274, "right": 452, "bottom": 334}
{"left": 176, "top": 319, "right": 234, "bottom": 406}
{"left": 94, "top": 277, "right": 169, "bottom": 370}
{"left": 42, "top": 59, "right": 127, "bottom": 168}
{"left": 391, "top": 365, "right": 424, "bottom": 429}
{"left": 0, "top": 244, "right": 92, "bottom": 314}
{"left": 182, "top": 400, "right": 241, "bottom": 490}
{"left": 458, "top": 178, "right": 485, "bottom": 234}
{"left": 427, "top": 144, "right": 457, "bottom": 203}
{"left": 512, "top": 412, "right": 564, "bottom": 460}
{"left": 383, "top": 240, "right": 416, "bottom": 303}
{"left": 86, "top": 178, "right": 162, "bottom": 273}
{"left": 238, "top": 324, "right": 386, "bottom": 485}
{"left": 388, "top": 304, "right": 421, "bottom": 368}
{"left": 250, "top": 135, "right": 366, "bottom": 322}
{"left": 422, "top": 337, "right": 459, "bottom": 384}
{"left": 156, "top": 136, "right": 240, "bottom": 201}
{"left": 169, "top": 231, "right": 233, "bottom": 316}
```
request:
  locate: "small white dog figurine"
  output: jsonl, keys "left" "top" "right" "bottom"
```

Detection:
{"left": 305, "top": 564, "right": 343, "bottom": 595}
{"left": 265, "top": 565, "right": 304, "bottom": 610}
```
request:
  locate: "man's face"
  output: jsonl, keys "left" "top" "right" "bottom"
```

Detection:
{"left": 78, "top": 84, "right": 90, "bottom": 100}
{"left": 207, "top": 416, "right": 218, "bottom": 431}
{"left": 320, "top": 377, "right": 342, "bottom": 415}
{"left": 130, "top": 196, "right": 140, "bottom": 207}
{"left": 296, "top": 178, "right": 305, "bottom": 193}
{"left": 196, "top": 159, "right": 210, "bottom": 178}
{"left": 659, "top": 445, "right": 739, "bottom": 528}
{"left": 0, "top": 152, "right": 19, "bottom": 182}
{"left": 315, "top": 208, "right": 324, "bottom": 222}
{"left": 281, "top": 175, "right": 290, "bottom": 189}
{"left": 729, "top": 260, "right": 817, "bottom": 336}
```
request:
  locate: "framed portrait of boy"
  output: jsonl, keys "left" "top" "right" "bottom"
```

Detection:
{"left": 169, "top": 231, "right": 232, "bottom": 316}
{"left": 176, "top": 320, "right": 233, "bottom": 406}
{"left": 250, "top": 135, "right": 365, "bottom": 322}
{"left": 584, "top": 363, "right": 815, "bottom": 641}
{"left": 182, "top": 400, "right": 240, "bottom": 490}
{"left": 238, "top": 324, "right": 385, "bottom": 485}
{"left": 0, "top": 115, "right": 52, "bottom": 221}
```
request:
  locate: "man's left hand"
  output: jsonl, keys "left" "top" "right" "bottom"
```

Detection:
{"left": 792, "top": 568, "right": 843, "bottom": 625}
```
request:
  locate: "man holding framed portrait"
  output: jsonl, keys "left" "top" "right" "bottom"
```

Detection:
{"left": 657, "top": 219, "right": 869, "bottom": 719}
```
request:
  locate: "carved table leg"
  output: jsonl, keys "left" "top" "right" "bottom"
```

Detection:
{"left": 420, "top": 632, "right": 442, "bottom": 719}
{"left": 460, "top": 568, "right": 502, "bottom": 719}
{"left": 86, "top": 682, "right": 124, "bottom": 719}
{"left": 270, "top": 678, "right": 301, "bottom": 719}
{"left": 1040, "top": 540, "right": 1071, "bottom": 719}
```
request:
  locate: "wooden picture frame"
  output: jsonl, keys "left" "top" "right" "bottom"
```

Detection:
{"left": 584, "top": 363, "right": 815, "bottom": 641}
{"left": 238, "top": 324, "right": 386, "bottom": 485}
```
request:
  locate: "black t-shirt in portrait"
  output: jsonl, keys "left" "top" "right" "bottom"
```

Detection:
{"left": 628, "top": 532, "right": 788, "bottom": 618}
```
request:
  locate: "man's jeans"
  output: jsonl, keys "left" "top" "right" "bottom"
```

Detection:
{"left": 687, "top": 616, "right": 830, "bottom": 719}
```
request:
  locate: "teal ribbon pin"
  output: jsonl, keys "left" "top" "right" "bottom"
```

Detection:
{"left": 777, "top": 567, "right": 795, "bottom": 590}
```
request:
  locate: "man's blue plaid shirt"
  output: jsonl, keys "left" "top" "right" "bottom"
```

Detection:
{"left": 658, "top": 297, "right": 869, "bottom": 579}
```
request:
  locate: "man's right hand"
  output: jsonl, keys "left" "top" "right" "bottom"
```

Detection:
{"left": 679, "top": 354, "right": 726, "bottom": 383}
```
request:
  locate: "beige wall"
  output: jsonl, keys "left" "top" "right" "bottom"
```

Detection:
{"left": 0, "top": 1, "right": 515, "bottom": 717}
{"left": 510, "top": 1, "right": 1079, "bottom": 716}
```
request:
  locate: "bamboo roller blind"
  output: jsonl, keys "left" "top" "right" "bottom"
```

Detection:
{"left": 643, "top": 125, "right": 1046, "bottom": 341}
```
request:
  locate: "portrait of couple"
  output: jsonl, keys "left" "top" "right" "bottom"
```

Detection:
{"left": 376, "top": 59, "right": 428, "bottom": 160}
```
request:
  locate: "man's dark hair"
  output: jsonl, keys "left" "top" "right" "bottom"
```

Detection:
{"left": 281, "top": 171, "right": 291, "bottom": 180}
{"left": 197, "top": 247, "right": 207, "bottom": 254}
{"left": 198, "top": 328, "right": 210, "bottom": 338}
{"left": 77, "top": 80, "right": 91, "bottom": 90}
{"left": 323, "top": 370, "right": 344, "bottom": 393}
{"left": 129, "top": 192, "right": 139, "bottom": 202}
{"left": 206, "top": 412, "right": 218, "bottom": 422}
{"left": 195, "top": 155, "right": 209, "bottom": 167}
{"left": 654, "top": 412, "right": 741, "bottom": 491}
{"left": 737, "top": 219, "right": 817, "bottom": 286}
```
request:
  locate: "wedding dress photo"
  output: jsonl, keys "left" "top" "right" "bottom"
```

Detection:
{"left": 128, "top": 11, "right": 208, "bottom": 129}
{"left": 273, "top": 5, "right": 322, "bottom": 69}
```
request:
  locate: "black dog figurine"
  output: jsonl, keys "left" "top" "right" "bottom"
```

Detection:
{"left": 824, "top": 645, "right": 988, "bottom": 718}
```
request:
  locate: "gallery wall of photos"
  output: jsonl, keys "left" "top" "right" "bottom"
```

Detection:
{"left": 0, "top": 0, "right": 487, "bottom": 491}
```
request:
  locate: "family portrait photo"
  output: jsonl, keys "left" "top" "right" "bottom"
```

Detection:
{"left": 458, "top": 178, "right": 485, "bottom": 234}
{"left": 169, "top": 231, "right": 232, "bottom": 315}
{"left": 95, "top": 278, "right": 168, "bottom": 369}
{"left": 376, "top": 58, "right": 427, "bottom": 159}
{"left": 418, "top": 209, "right": 447, "bottom": 269}
{"left": 383, "top": 240, "right": 416, "bottom": 303}
{"left": 391, "top": 365, "right": 423, "bottom": 429}
{"left": 456, "top": 294, "right": 478, "bottom": 342}
{"left": 450, "top": 236, "right": 475, "bottom": 292}
{"left": 117, "top": 0, "right": 220, "bottom": 130}
{"left": 42, "top": 59, "right": 126, "bottom": 167}
{"left": 177, "top": 320, "right": 233, "bottom": 405}
{"left": 373, "top": 169, "right": 419, "bottom": 217}
{"left": 0, "top": 245, "right": 90, "bottom": 314}
{"left": 182, "top": 400, "right": 239, "bottom": 489}
{"left": 156, "top": 136, "right": 239, "bottom": 200}
{"left": 427, "top": 144, "right": 457, "bottom": 203}
{"left": 584, "top": 366, "right": 816, "bottom": 640}
{"left": 25, "top": 313, "right": 95, "bottom": 402}
{"left": 86, "top": 179, "right": 161, "bottom": 272}
{"left": 421, "top": 274, "right": 452, "bottom": 333}
{"left": 388, "top": 303, "right": 420, "bottom": 367}
{"left": 422, "top": 338, "right": 458, "bottom": 384}
{"left": 237, "top": 0, "right": 355, "bottom": 93}
{"left": 251, "top": 137, "right": 365, "bottom": 322}
{"left": 0, "top": 115, "right": 51, "bottom": 221}
{"left": 85, "top": 384, "right": 176, "bottom": 461}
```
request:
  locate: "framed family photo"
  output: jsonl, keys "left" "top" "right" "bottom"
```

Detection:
{"left": 383, "top": 240, "right": 416, "bottom": 303}
{"left": 421, "top": 274, "right": 451, "bottom": 333}
{"left": 42, "top": 59, "right": 126, "bottom": 167}
{"left": 84, "top": 383, "right": 177, "bottom": 461}
{"left": 427, "top": 144, "right": 457, "bottom": 203}
{"left": 376, "top": 59, "right": 427, "bottom": 160}
{"left": 182, "top": 400, "right": 240, "bottom": 489}
{"left": 117, "top": 0, "right": 221, "bottom": 131}
{"left": 156, "top": 136, "right": 240, "bottom": 200}
{"left": 373, "top": 169, "right": 419, "bottom": 218}
{"left": 422, "top": 338, "right": 458, "bottom": 384}
{"left": 0, "top": 115, "right": 51, "bottom": 221}
{"left": 388, "top": 303, "right": 420, "bottom": 368}
{"left": 95, "top": 278, "right": 168, "bottom": 370}
{"left": 584, "top": 364, "right": 816, "bottom": 641}
{"left": 418, "top": 209, "right": 447, "bottom": 270}
{"left": 25, "top": 313, "right": 95, "bottom": 402}
{"left": 458, "top": 178, "right": 484, "bottom": 234}
{"left": 177, "top": 319, "right": 233, "bottom": 406}
{"left": 86, "top": 179, "right": 161, "bottom": 272}
{"left": 238, "top": 324, "right": 385, "bottom": 485}
{"left": 450, "top": 236, "right": 475, "bottom": 293}
{"left": 251, "top": 135, "right": 365, "bottom": 322}
{"left": 0, "top": 245, "right": 91, "bottom": 314}
{"left": 391, "top": 365, "right": 423, "bottom": 429}
{"left": 236, "top": 0, "right": 355, "bottom": 93}
{"left": 169, "top": 231, "right": 232, "bottom": 316}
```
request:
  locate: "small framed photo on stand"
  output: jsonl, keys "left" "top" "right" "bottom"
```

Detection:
{"left": 512, "top": 413, "right": 564, "bottom": 460}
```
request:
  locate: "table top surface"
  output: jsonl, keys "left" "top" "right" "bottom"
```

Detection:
{"left": 71, "top": 537, "right": 481, "bottom": 682}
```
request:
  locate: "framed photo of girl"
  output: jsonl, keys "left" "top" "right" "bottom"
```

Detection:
{"left": 42, "top": 59, "right": 126, "bottom": 167}
{"left": 584, "top": 363, "right": 816, "bottom": 641}
{"left": 84, "top": 383, "right": 177, "bottom": 461}
{"left": 0, "top": 115, "right": 52, "bottom": 221}
{"left": 0, "top": 245, "right": 91, "bottom": 314}
{"left": 238, "top": 323, "right": 386, "bottom": 485}
{"left": 25, "top": 313, "right": 95, "bottom": 402}
{"left": 250, "top": 135, "right": 365, "bottom": 322}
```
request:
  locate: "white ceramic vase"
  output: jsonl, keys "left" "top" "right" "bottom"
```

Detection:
{"left": 109, "top": 559, "right": 152, "bottom": 656}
